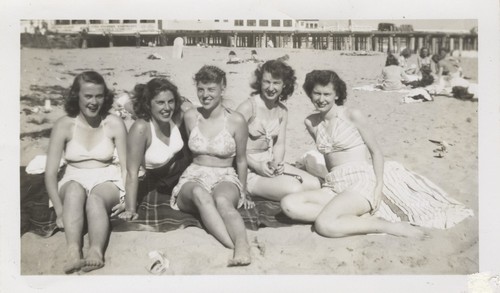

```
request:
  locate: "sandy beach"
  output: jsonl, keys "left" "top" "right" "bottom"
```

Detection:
{"left": 20, "top": 45, "right": 478, "bottom": 275}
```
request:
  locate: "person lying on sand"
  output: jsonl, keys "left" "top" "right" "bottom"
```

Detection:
{"left": 236, "top": 60, "right": 320, "bottom": 201}
{"left": 170, "top": 65, "right": 254, "bottom": 266}
{"left": 44, "top": 71, "right": 127, "bottom": 273}
{"left": 117, "top": 78, "right": 193, "bottom": 221}
{"left": 281, "top": 69, "right": 472, "bottom": 238}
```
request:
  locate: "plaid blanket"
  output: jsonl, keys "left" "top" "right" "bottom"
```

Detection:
{"left": 20, "top": 167, "right": 294, "bottom": 238}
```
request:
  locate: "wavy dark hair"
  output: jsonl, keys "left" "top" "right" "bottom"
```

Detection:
{"left": 194, "top": 65, "right": 227, "bottom": 87}
{"left": 64, "top": 71, "right": 114, "bottom": 117}
{"left": 250, "top": 59, "right": 296, "bottom": 102}
{"left": 132, "top": 78, "right": 182, "bottom": 121}
{"left": 385, "top": 54, "right": 400, "bottom": 66}
{"left": 400, "top": 48, "right": 412, "bottom": 59}
{"left": 303, "top": 70, "right": 347, "bottom": 106}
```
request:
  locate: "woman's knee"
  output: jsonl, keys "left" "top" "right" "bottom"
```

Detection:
{"left": 63, "top": 181, "right": 86, "bottom": 198}
{"left": 314, "top": 216, "right": 344, "bottom": 238}
{"left": 280, "top": 194, "right": 302, "bottom": 219}
{"left": 191, "top": 186, "right": 215, "bottom": 207}
{"left": 303, "top": 176, "right": 321, "bottom": 190}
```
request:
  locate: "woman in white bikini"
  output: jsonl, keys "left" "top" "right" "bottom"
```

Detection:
{"left": 236, "top": 59, "right": 320, "bottom": 201}
{"left": 171, "top": 65, "right": 254, "bottom": 266}
{"left": 118, "top": 78, "right": 192, "bottom": 221}
{"left": 281, "top": 70, "right": 472, "bottom": 238}
{"left": 45, "top": 71, "right": 127, "bottom": 273}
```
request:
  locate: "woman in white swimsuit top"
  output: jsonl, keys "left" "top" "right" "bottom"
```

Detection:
{"left": 119, "top": 78, "right": 192, "bottom": 221}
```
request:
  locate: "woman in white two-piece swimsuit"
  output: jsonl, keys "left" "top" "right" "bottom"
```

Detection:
{"left": 171, "top": 65, "right": 254, "bottom": 266}
{"left": 45, "top": 71, "right": 128, "bottom": 273}
{"left": 117, "top": 78, "right": 192, "bottom": 221}
{"left": 281, "top": 70, "right": 472, "bottom": 238}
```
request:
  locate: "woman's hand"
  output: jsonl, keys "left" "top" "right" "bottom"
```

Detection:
{"left": 56, "top": 216, "right": 64, "bottom": 229}
{"left": 110, "top": 202, "right": 126, "bottom": 217}
{"left": 273, "top": 161, "right": 285, "bottom": 176}
{"left": 118, "top": 210, "right": 139, "bottom": 221}
{"left": 242, "top": 191, "right": 255, "bottom": 210}
{"left": 254, "top": 160, "right": 276, "bottom": 177}
{"left": 370, "top": 184, "right": 384, "bottom": 215}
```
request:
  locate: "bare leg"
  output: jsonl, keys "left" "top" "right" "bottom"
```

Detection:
{"left": 283, "top": 163, "right": 321, "bottom": 191}
{"left": 280, "top": 189, "right": 335, "bottom": 222}
{"left": 249, "top": 164, "right": 320, "bottom": 201}
{"left": 177, "top": 182, "right": 233, "bottom": 248}
{"left": 59, "top": 181, "right": 87, "bottom": 274}
{"left": 82, "top": 182, "right": 120, "bottom": 272}
{"left": 314, "top": 191, "right": 427, "bottom": 239}
{"left": 212, "top": 182, "right": 251, "bottom": 266}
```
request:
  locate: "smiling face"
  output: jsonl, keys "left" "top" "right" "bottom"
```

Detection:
{"left": 78, "top": 82, "right": 105, "bottom": 119}
{"left": 261, "top": 71, "right": 284, "bottom": 102}
{"left": 310, "top": 82, "right": 337, "bottom": 113}
{"left": 151, "top": 90, "right": 176, "bottom": 123}
{"left": 196, "top": 82, "right": 224, "bottom": 110}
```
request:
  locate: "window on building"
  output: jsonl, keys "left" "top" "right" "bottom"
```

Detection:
{"left": 247, "top": 20, "right": 256, "bottom": 26}
{"left": 71, "top": 20, "right": 86, "bottom": 25}
{"left": 271, "top": 20, "right": 280, "bottom": 27}
{"left": 109, "top": 20, "right": 120, "bottom": 24}
{"left": 214, "top": 19, "right": 220, "bottom": 22}
{"left": 89, "top": 20, "right": 102, "bottom": 24}
{"left": 314, "top": 23, "right": 318, "bottom": 28}
{"left": 223, "top": 19, "right": 228, "bottom": 22}
{"left": 55, "top": 20, "right": 70, "bottom": 25}
{"left": 259, "top": 20, "right": 268, "bottom": 26}
{"left": 140, "top": 20, "right": 155, "bottom": 23}
{"left": 123, "top": 20, "right": 137, "bottom": 24}
{"left": 283, "top": 20, "right": 292, "bottom": 27}
{"left": 234, "top": 20, "right": 244, "bottom": 26}
{"left": 300, "top": 21, "right": 304, "bottom": 26}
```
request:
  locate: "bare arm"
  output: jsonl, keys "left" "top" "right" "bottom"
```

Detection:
{"left": 44, "top": 117, "right": 69, "bottom": 226}
{"left": 349, "top": 108, "right": 384, "bottom": 211}
{"left": 231, "top": 112, "right": 253, "bottom": 208}
{"left": 123, "top": 120, "right": 149, "bottom": 217}
{"left": 273, "top": 106, "right": 287, "bottom": 164}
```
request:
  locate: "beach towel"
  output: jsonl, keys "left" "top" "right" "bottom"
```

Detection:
{"left": 20, "top": 167, "right": 292, "bottom": 238}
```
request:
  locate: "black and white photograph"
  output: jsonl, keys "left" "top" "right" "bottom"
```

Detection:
{"left": 2, "top": 0, "right": 500, "bottom": 292}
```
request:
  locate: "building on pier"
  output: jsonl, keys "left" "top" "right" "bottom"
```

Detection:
{"left": 20, "top": 19, "right": 478, "bottom": 54}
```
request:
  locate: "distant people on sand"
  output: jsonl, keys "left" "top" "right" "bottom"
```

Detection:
{"left": 280, "top": 69, "right": 472, "bottom": 238}
{"left": 45, "top": 71, "right": 128, "bottom": 273}
{"left": 117, "top": 78, "right": 193, "bottom": 221}
{"left": 377, "top": 54, "right": 408, "bottom": 90}
{"left": 398, "top": 48, "right": 418, "bottom": 75}
{"left": 171, "top": 65, "right": 254, "bottom": 266}
{"left": 417, "top": 47, "right": 433, "bottom": 74}
{"left": 236, "top": 60, "right": 320, "bottom": 201}
{"left": 226, "top": 51, "right": 243, "bottom": 64}
{"left": 249, "top": 50, "right": 264, "bottom": 63}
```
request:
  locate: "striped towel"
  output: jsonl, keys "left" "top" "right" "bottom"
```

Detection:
{"left": 373, "top": 161, "right": 474, "bottom": 229}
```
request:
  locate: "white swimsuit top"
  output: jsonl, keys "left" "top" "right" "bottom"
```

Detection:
{"left": 144, "top": 120, "right": 184, "bottom": 169}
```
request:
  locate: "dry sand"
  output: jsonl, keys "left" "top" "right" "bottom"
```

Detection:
{"left": 20, "top": 46, "right": 478, "bottom": 275}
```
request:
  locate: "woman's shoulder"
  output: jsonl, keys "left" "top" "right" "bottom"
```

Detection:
{"left": 103, "top": 113, "right": 126, "bottom": 128}
{"left": 129, "top": 118, "right": 150, "bottom": 133}
{"left": 52, "top": 115, "right": 75, "bottom": 132}
{"left": 227, "top": 108, "right": 246, "bottom": 126}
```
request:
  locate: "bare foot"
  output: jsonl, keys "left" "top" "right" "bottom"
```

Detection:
{"left": 63, "top": 246, "right": 83, "bottom": 274}
{"left": 81, "top": 248, "right": 104, "bottom": 273}
{"left": 390, "top": 222, "right": 430, "bottom": 239}
{"left": 228, "top": 241, "right": 251, "bottom": 267}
